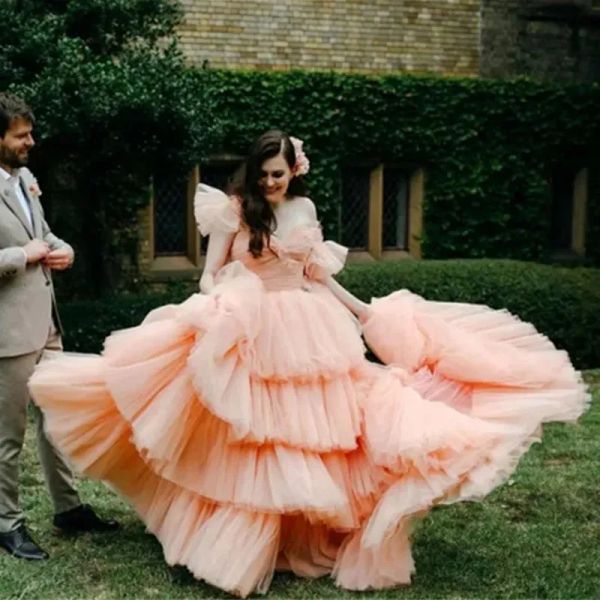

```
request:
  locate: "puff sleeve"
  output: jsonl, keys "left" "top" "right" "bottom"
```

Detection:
{"left": 304, "top": 233, "right": 348, "bottom": 280}
{"left": 194, "top": 183, "right": 240, "bottom": 236}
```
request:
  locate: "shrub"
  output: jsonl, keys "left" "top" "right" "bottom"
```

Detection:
{"left": 60, "top": 259, "right": 600, "bottom": 369}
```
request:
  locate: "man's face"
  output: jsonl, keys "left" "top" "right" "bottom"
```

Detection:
{"left": 0, "top": 117, "right": 35, "bottom": 170}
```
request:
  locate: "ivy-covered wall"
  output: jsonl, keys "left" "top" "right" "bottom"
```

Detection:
{"left": 186, "top": 70, "right": 600, "bottom": 264}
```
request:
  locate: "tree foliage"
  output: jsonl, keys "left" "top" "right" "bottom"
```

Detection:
{"left": 0, "top": 0, "right": 209, "bottom": 294}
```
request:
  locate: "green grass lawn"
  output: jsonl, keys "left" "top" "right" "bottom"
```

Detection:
{"left": 1, "top": 372, "right": 599, "bottom": 599}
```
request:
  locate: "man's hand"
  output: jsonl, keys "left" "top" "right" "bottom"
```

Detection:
{"left": 43, "top": 248, "right": 74, "bottom": 271}
{"left": 23, "top": 239, "right": 50, "bottom": 264}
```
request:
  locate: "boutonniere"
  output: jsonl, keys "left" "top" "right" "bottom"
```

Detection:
{"left": 29, "top": 182, "right": 42, "bottom": 199}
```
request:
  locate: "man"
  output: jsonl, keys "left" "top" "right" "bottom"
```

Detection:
{"left": 0, "top": 92, "right": 118, "bottom": 561}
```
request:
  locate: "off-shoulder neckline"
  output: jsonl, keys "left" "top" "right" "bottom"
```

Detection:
{"left": 238, "top": 220, "right": 321, "bottom": 242}
{"left": 271, "top": 220, "right": 320, "bottom": 242}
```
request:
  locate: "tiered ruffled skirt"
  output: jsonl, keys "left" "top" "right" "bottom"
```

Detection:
{"left": 29, "top": 275, "right": 589, "bottom": 596}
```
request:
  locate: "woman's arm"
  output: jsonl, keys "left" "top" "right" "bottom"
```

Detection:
{"left": 199, "top": 230, "right": 235, "bottom": 293}
{"left": 301, "top": 197, "right": 370, "bottom": 320}
{"left": 321, "top": 275, "right": 370, "bottom": 322}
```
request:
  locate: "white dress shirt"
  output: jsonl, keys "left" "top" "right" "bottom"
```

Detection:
{"left": 0, "top": 166, "right": 33, "bottom": 265}
{"left": 0, "top": 166, "right": 33, "bottom": 228}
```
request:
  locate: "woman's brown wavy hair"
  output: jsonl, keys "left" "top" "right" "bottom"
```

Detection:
{"left": 233, "top": 130, "right": 307, "bottom": 257}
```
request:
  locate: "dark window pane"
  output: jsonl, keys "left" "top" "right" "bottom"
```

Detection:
{"left": 341, "top": 166, "right": 370, "bottom": 249}
{"left": 200, "top": 162, "right": 241, "bottom": 192}
{"left": 383, "top": 168, "right": 410, "bottom": 249}
{"left": 199, "top": 162, "right": 242, "bottom": 252}
{"left": 154, "top": 173, "right": 188, "bottom": 256}
{"left": 550, "top": 167, "right": 575, "bottom": 250}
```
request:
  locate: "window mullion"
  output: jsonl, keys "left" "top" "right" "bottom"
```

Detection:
{"left": 187, "top": 165, "right": 201, "bottom": 266}
{"left": 368, "top": 164, "right": 383, "bottom": 259}
{"left": 409, "top": 168, "right": 424, "bottom": 259}
{"left": 572, "top": 167, "right": 588, "bottom": 256}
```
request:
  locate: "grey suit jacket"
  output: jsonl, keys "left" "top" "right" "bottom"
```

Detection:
{"left": 0, "top": 167, "right": 72, "bottom": 357}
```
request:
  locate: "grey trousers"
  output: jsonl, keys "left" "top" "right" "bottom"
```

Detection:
{"left": 0, "top": 325, "right": 80, "bottom": 533}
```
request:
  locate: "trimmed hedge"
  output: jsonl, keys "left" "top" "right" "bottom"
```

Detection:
{"left": 61, "top": 259, "right": 600, "bottom": 369}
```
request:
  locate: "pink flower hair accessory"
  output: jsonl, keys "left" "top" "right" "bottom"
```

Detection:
{"left": 290, "top": 136, "right": 310, "bottom": 176}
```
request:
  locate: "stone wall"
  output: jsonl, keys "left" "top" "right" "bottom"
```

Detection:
{"left": 480, "top": 0, "right": 600, "bottom": 81}
{"left": 176, "top": 0, "right": 480, "bottom": 76}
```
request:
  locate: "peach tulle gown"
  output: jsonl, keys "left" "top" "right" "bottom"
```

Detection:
{"left": 29, "top": 185, "right": 589, "bottom": 597}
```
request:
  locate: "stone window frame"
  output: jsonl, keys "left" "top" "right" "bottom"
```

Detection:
{"left": 571, "top": 168, "right": 588, "bottom": 256}
{"left": 146, "top": 156, "right": 244, "bottom": 279}
{"left": 146, "top": 164, "right": 202, "bottom": 279}
{"left": 341, "top": 162, "right": 424, "bottom": 262}
{"left": 550, "top": 166, "right": 588, "bottom": 258}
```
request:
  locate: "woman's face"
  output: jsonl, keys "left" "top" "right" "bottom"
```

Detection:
{"left": 258, "top": 153, "right": 293, "bottom": 204}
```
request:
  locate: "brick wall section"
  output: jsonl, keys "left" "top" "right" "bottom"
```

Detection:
{"left": 481, "top": 0, "right": 600, "bottom": 81}
{"left": 177, "top": 0, "right": 481, "bottom": 76}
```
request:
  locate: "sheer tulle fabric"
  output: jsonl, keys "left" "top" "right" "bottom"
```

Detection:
{"left": 29, "top": 185, "right": 589, "bottom": 597}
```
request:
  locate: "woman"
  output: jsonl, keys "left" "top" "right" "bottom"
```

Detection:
{"left": 30, "top": 130, "right": 588, "bottom": 597}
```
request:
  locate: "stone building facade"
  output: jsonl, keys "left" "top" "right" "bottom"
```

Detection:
{"left": 481, "top": 0, "right": 600, "bottom": 82}
{"left": 177, "top": 0, "right": 600, "bottom": 81}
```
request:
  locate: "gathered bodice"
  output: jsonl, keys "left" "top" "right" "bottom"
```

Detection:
{"left": 230, "top": 226, "right": 320, "bottom": 291}
{"left": 194, "top": 183, "right": 348, "bottom": 292}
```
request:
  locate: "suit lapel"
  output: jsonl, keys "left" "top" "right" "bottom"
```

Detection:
{"left": 0, "top": 175, "right": 34, "bottom": 238}
{"left": 16, "top": 169, "right": 53, "bottom": 283}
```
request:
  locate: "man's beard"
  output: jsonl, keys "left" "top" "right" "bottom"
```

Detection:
{"left": 0, "top": 145, "right": 28, "bottom": 169}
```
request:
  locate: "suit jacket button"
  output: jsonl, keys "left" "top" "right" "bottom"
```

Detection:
{"left": 45, "top": 280, "right": 51, "bottom": 286}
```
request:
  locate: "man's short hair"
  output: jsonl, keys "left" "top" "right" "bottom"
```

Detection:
{"left": 0, "top": 92, "right": 35, "bottom": 137}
